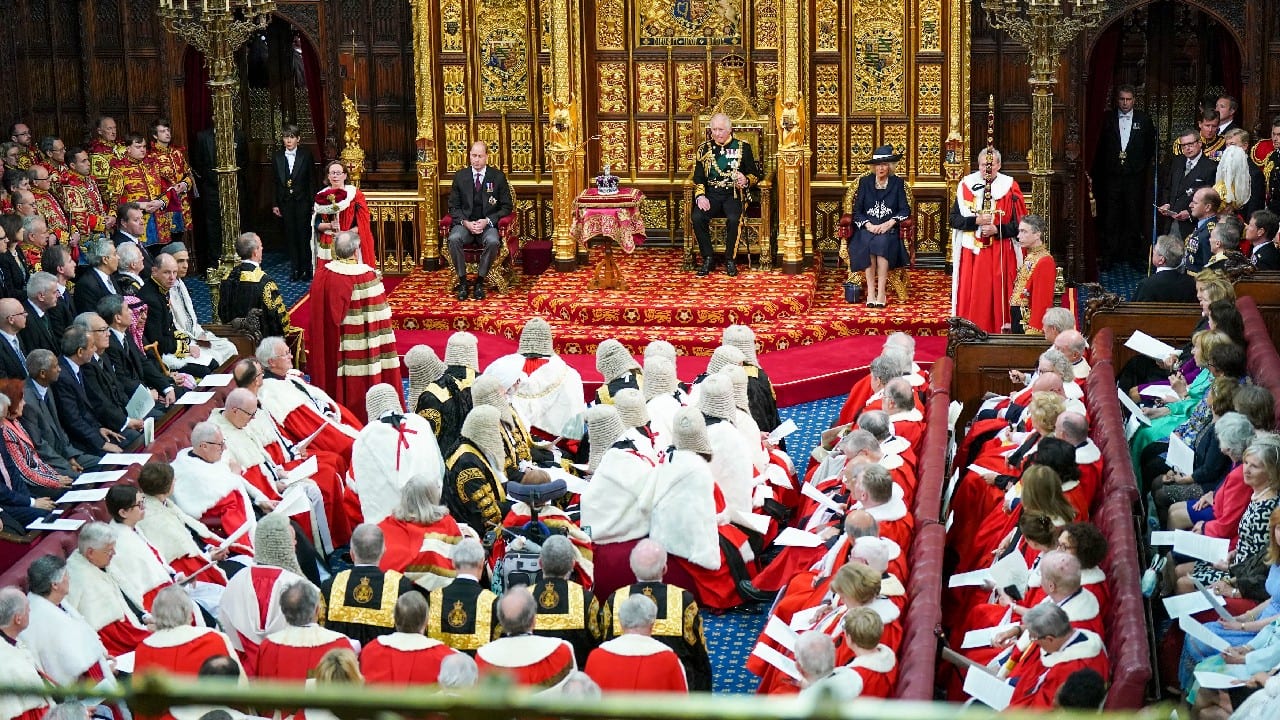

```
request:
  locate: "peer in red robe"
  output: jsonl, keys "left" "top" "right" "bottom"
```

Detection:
{"left": 258, "top": 371, "right": 361, "bottom": 467}
{"left": 64, "top": 551, "right": 150, "bottom": 657}
{"left": 311, "top": 177, "right": 376, "bottom": 269}
{"left": 217, "top": 564, "right": 312, "bottom": 675}
{"left": 1008, "top": 629, "right": 1108, "bottom": 709}
{"left": 0, "top": 628, "right": 52, "bottom": 720}
{"left": 585, "top": 634, "right": 689, "bottom": 693}
{"left": 135, "top": 625, "right": 242, "bottom": 678}
{"left": 359, "top": 632, "right": 457, "bottom": 684}
{"left": 475, "top": 635, "right": 577, "bottom": 691}
{"left": 307, "top": 252, "right": 402, "bottom": 422}
{"left": 949, "top": 161, "right": 1028, "bottom": 333}
{"left": 377, "top": 513, "right": 464, "bottom": 592}
{"left": 255, "top": 625, "right": 358, "bottom": 681}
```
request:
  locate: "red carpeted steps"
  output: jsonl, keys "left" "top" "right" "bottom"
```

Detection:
{"left": 387, "top": 247, "right": 951, "bottom": 357}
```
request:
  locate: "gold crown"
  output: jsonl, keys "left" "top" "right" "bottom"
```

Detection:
{"left": 719, "top": 54, "right": 746, "bottom": 71}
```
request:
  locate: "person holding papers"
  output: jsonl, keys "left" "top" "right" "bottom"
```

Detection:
{"left": 136, "top": 461, "right": 251, "bottom": 586}
{"left": 1161, "top": 410, "right": 1254, "bottom": 532}
{"left": 1180, "top": 507, "right": 1280, "bottom": 688}
{"left": 1174, "top": 435, "right": 1280, "bottom": 596}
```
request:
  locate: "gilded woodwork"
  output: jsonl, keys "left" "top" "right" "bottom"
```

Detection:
{"left": 883, "top": 124, "right": 908, "bottom": 173}
{"left": 637, "top": 63, "right": 669, "bottom": 114}
{"left": 920, "top": 0, "right": 943, "bottom": 52}
{"left": 476, "top": 123, "right": 502, "bottom": 163}
{"left": 411, "top": 0, "right": 440, "bottom": 267}
{"left": 815, "top": 124, "right": 841, "bottom": 175}
{"left": 916, "top": 200, "right": 943, "bottom": 253}
{"left": 816, "top": 0, "right": 840, "bottom": 51}
{"left": 539, "top": 0, "right": 552, "bottom": 52}
{"left": 917, "top": 124, "right": 942, "bottom": 175}
{"left": 815, "top": 201, "right": 840, "bottom": 252}
{"left": 441, "top": 0, "right": 465, "bottom": 52}
{"left": 755, "top": 62, "right": 780, "bottom": 105}
{"left": 600, "top": 121, "right": 630, "bottom": 172}
{"left": 676, "top": 121, "right": 697, "bottom": 172}
{"left": 476, "top": 0, "right": 532, "bottom": 110}
{"left": 848, "top": 124, "right": 876, "bottom": 170}
{"left": 597, "top": 63, "right": 629, "bottom": 113}
{"left": 596, "top": 0, "right": 627, "bottom": 48}
{"left": 849, "top": 0, "right": 906, "bottom": 113}
{"left": 918, "top": 64, "right": 943, "bottom": 116}
{"left": 814, "top": 66, "right": 841, "bottom": 116}
{"left": 509, "top": 123, "right": 535, "bottom": 172}
{"left": 638, "top": 122, "right": 669, "bottom": 172}
{"left": 443, "top": 66, "right": 468, "bottom": 115}
{"left": 755, "top": 0, "right": 779, "bottom": 49}
{"left": 445, "top": 123, "right": 470, "bottom": 170}
{"left": 641, "top": 198, "right": 670, "bottom": 230}
{"left": 341, "top": 95, "right": 367, "bottom": 186}
{"left": 542, "top": 201, "right": 556, "bottom": 239}
{"left": 636, "top": 0, "right": 743, "bottom": 45}
{"left": 675, "top": 64, "right": 707, "bottom": 114}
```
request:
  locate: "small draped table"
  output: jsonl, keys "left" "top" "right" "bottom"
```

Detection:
{"left": 571, "top": 188, "right": 647, "bottom": 290}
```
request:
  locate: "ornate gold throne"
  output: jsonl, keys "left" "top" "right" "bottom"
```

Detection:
{"left": 837, "top": 172, "right": 917, "bottom": 301}
{"left": 681, "top": 64, "right": 775, "bottom": 271}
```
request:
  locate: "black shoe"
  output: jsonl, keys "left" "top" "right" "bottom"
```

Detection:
{"left": 724, "top": 260, "right": 738, "bottom": 277}
{"left": 737, "top": 579, "right": 777, "bottom": 604}
{"left": 472, "top": 283, "right": 486, "bottom": 300}
{"left": 697, "top": 259, "right": 714, "bottom": 276}
{"left": 456, "top": 281, "right": 470, "bottom": 301}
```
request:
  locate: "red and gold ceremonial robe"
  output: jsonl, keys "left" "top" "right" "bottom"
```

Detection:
{"left": 30, "top": 186, "right": 71, "bottom": 245}
{"left": 377, "top": 514, "right": 463, "bottom": 591}
{"left": 950, "top": 171, "right": 1028, "bottom": 333}
{"left": 585, "top": 634, "right": 688, "bottom": 693}
{"left": 62, "top": 170, "right": 110, "bottom": 244}
{"left": 107, "top": 156, "right": 166, "bottom": 244}
{"left": 146, "top": 143, "right": 193, "bottom": 235}
{"left": 1011, "top": 246, "right": 1056, "bottom": 335}
{"left": 307, "top": 257, "right": 401, "bottom": 422}
{"left": 88, "top": 139, "right": 123, "bottom": 195}
{"left": 359, "top": 633, "right": 456, "bottom": 685}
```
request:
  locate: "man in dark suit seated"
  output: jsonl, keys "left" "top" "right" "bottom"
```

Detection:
{"left": 271, "top": 125, "right": 315, "bottom": 282}
{"left": 1091, "top": 84, "right": 1156, "bottom": 265}
{"left": 71, "top": 238, "right": 120, "bottom": 315}
{"left": 1247, "top": 209, "right": 1280, "bottom": 271}
{"left": 98, "top": 294, "right": 176, "bottom": 408}
{"left": 72, "top": 311, "right": 146, "bottom": 442}
{"left": 22, "top": 349, "right": 101, "bottom": 476}
{"left": 110, "top": 202, "right": 153, "bottom": 276}
{"left": 1132, "top": 235, "right": 1198, "bottom": 303}
{"left": 39, "top": 245, "right": 75, "bottom": 340}
{"left": 446, "top": 141, "right": 512, "bottom": 301}
{"left": 1158, "top": 128, "right": 1218, "bottom": 240}
{"left": 0, "top": 297, "right": 30, "bottom": 379}
{"left": 19, "top": 272, "right": 61, "bottom": 355}
{"left": 51, "top": 325, "right": 126, "bottom": 455}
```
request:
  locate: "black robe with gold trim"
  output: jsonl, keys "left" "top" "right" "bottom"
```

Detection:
{"left": 427, "top": 576, "right": 498, "bottom": 655}
{"left": 218, "top": 260, "right": 298, "bottom": 342}
{"left": 744, "top": 363, "right": 782, "bottom": 435}
{"left": 600, "top": 581, "right": 712, "bottom": 691}
{"left": 414, "top": 374, "right": 468, "bottom": 455}
{"left": 444, "top": 439, "right": 511, "bottom": 535}
{"left": 445, "top": 365, "right": 477, "bottom": 397}
{"left": 320, "top": 564, "right": 418, "bottom": 646}
{"left": 528, "top": 577, "right": 602, "bottom": 663}
{"left": 594, "top": 370, "right": 644, "bottom": 405}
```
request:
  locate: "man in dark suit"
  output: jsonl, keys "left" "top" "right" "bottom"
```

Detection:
{"left": 110, "top": 202, "right": 153, "bottom": 278}
{"left": 18, "top": 272, "right": 59, "bottom": 355}
{"left": 447, "top": 141, "right": 512, "bottom": 301}
{"left": 72, "top": 238, "right": 120, "bottom": 315}
{"left": 271, "top": 125, "right": 315, "bottom": 281}
{"left": 22, "top": 349, "right": 101, "bottom": 476}
{"left": 98, "top": 294, "right": 175, "bottom": 407}
{"left": 39, "top": 245, "right": 75, "bottom": 339}
{"left": 1247, "top": 209, "right": 1280, "bottom": 271}
{"left": 1159, "top": 128, "right": 1218, "bottom": 239}
{"left": 51, "top": 325, "right": 126, "bottom": 454}
{"left": 74, "top": 312, "right": 145, "bottom": 441}
{"left": 0, "top": 297, "right": 29, "bottom": 379}
{"left": 1092, "top": 85, "right": 1156, "bottom": 265}
{"left": 1133, "top": 235, "right": 1198, "bottom": 303}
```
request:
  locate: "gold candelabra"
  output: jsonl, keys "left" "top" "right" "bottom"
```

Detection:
{"left": 157, "top": 0, "right": 276, "bottom": 319}
{"left": 980, "top": 0, "right": 1102, "bottom": 246}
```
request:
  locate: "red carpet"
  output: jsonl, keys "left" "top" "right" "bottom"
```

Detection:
{"left": 385, "top": 247, "right": 951, "bottom": 356}
{"left": 385, "top": 328, "right": 945, "bottom": 408}
{"left": 293, "top": 251, "right": 950, "bottom": 406}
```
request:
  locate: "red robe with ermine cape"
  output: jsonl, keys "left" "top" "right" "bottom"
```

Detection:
{"left": 950, "top": 171, "right": 1028, "bottom": 333}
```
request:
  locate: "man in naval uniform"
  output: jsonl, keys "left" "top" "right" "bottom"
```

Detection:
{"left": 599, "top": 539, "right": 712, "bottom": 692}
{"left": 691, "top": 113, "right": 759, "bottom": 277}
{"left": 528, "top": 535, "right": 602, "bottom": 664}
{"left": 426, "top": 538, "right": 498, "bottom": 655}
{"left": 320, "top": 524, "right": 418, "bottom": 646}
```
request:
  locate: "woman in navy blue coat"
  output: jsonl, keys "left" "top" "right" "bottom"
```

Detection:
{"left": 849, "top": 145, "right": 911, "bottom": 308}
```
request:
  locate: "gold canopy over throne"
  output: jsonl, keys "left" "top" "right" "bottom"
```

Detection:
{"left": 681, "top": 57, "right": 776, "bottom": 271}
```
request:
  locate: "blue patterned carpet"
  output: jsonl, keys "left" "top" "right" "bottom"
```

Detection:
{"left": 186, "top": 251, "right": 311, "bottom": 321}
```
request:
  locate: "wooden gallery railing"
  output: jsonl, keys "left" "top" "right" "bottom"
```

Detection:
{"left": 365, "top": 190, "right": 427, "bottom": 275}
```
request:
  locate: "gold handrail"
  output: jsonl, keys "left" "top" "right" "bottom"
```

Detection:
{"left": 365, "top": 189, "right": 426, "bottom": 275}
